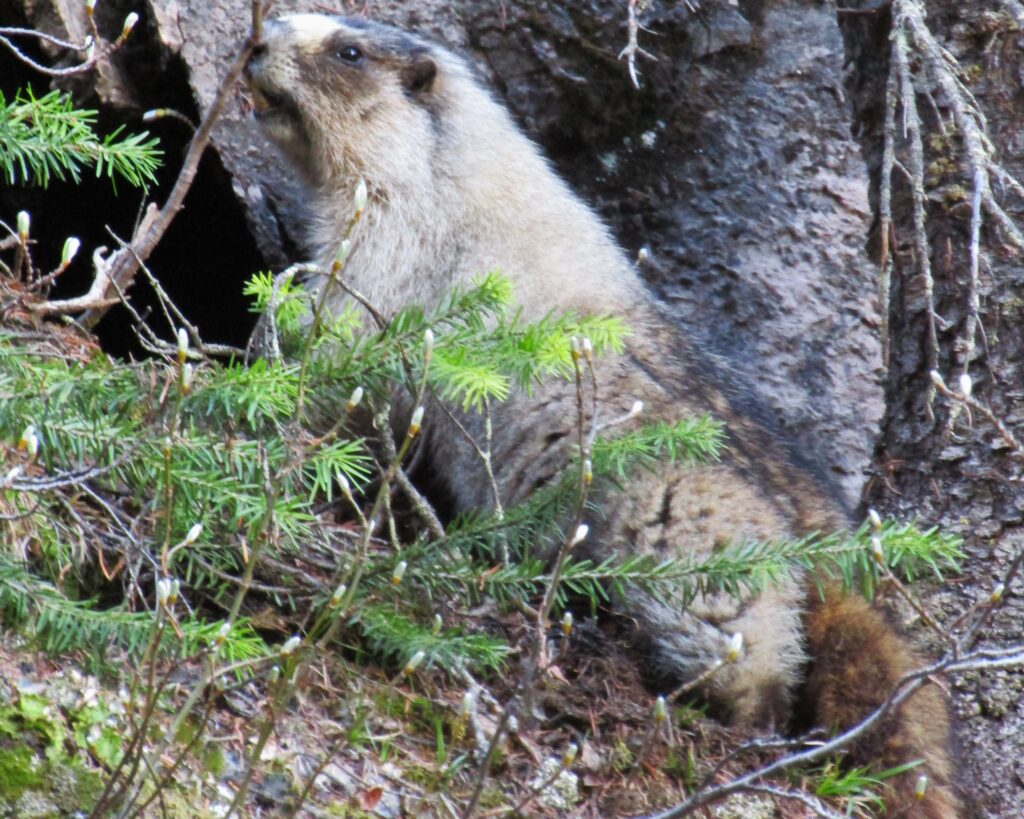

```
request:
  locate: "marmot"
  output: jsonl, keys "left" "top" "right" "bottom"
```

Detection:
{"left": 246, "top": 14, "right": 957, "bottom": 817}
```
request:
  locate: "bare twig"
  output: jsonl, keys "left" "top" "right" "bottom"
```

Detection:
{"left": 0, "top": 16, "right": 135, "bottom": 78}
{"left": 892, "top": 27, "right": 940, "bottom": 406}
{"left": 618, "top": 0, "right": 657, "bottom": 89}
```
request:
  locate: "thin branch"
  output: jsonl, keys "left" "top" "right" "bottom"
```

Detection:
{"left": 618, "top": 0, "right": 658, "bottom": 89}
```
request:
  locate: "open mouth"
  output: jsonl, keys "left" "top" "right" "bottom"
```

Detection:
{"left": 248, "top": 83, "right": 290, "bottom": 118}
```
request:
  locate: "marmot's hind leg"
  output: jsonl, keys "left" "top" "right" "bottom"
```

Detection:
{"left": 623, "top": 580, "right": 805, "bottom": 730}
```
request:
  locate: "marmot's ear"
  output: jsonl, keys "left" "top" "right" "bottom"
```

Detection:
{"left": 401, "top": 53, "right": 437, "bottom": 96}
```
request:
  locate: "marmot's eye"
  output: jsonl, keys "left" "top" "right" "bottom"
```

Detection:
{"left": 334, "top": 45, "right": 364, "bottom": 64}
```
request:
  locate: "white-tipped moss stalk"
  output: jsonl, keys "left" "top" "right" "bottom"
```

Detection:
{"left": 929, "top": 369, "right": 945, "bottom": 389}
{"left": 402, "top": 650, "right": 426, "bottom": 677}
{"left": 637, "top": 246, "right": 649, "bottom": 264}
{"left": 345, "top": 385, "right": 364, "bottom": 412}
{"left": 582, "top": 458, "right": 593, "bottom": 486}
{"left": 17, "top": 424, "right": 35, "bottom": 447}
{"left": 85, "top": 0, "right": 97, "bottom": 17}
{"left": 628, "top": 400, "right": 644, "bottom": 419}
{"left": 867, "top": 508, "right": 883, "bottom": 532}
{"left": 156, "top": 577, "right": 174, "bottom": 608}
{"left": 279, "top": 635, "right": 301, "bottom": 657}
{"left": 329, "top": 583, "right": 347, "bottom": 609}
{"left": 60, "top": 237, "right": 80, "bottom": 270}
{"left": 183, "top": 522, "right": 202, "bottom": 545}
{"left": 570, "top": 336, "right": 582, "bottom": 362}
{"left": 459, "top": 690, "right": 475, "bottom": 718}
{"left": 353, "top": 179, "right": 368, "bottom": 217}
{"left": 570, "top": 524, "right": 589, "bottom": 548}
{"left": 990, "top": 582, "right": 1005, "bottom": 605}
{"left": 561, "top": 611, "right": 573, "bottom": 637}
{"left": 18, "top": 424, "right": 38, "bottom": 460}
{"left": 407, "top": 406, "right": 424, "bottom": 439}
{"left": 122, "top": 12, "right": 139, "bottom": 38}
{"left": 176, "top": 327, "right": 189, "bottom": 362}
{"left": 391, "top": 560, "right": 408, "bottom": 586}
{"left": 581, "top": 337, "right": 593, "bottom": 363}
{"left": 653, "top": 695, "right": 667, "bottom": 724}
{"left": 214, "top": 622, "right": 231, "bottom": 647}
{"left": 914, "top": 773, "right": 928, "bottom": 800}
{"left": 335, "top": 472, "right": 351, "bottom": 499}
{"left": 181, "top": 363, "right": 194, "bottom": 392}
{"left": 423, "top": 328, "right": 435, "bottom": 364}
{"left": 432, "top": 613, "right": 443, "bottom": 635}
{"left": 560, "top": 743, "right": 578, "bottom": 768}
{"left": 332, "top": 239, "right": 351, "bottom": 273}
{"left": 724, "top": 632, "right": 743, "bottom": 664}
{"left": 16, "top": 211, "right": 29, "bottom": 242}
{"left": 870, "top": 536, "right": 885, "bottom": 567}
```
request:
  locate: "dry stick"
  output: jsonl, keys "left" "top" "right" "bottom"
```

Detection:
{"left": 432, "top": 395, "right": 508, "bottom": 563}
{"left": 618, "top": 0, "right": 657, "bottom": 89}
{"left": 0, "top": 21, "right": 133, "bottom": 78}
{"left": 124, "top": 697, "right": 219, "bottom": 819}
{"left": 961, "top": 169, "right": 983, "bottom": 384}
{"left": 377, "top": 419, "right": 446, "bottom": 540}
{"left": 892, "top": 27, "right": 940, "bottom": 410}
{"left": 535, "top": 349, "right": 590, "bottom": 665}
{"left": 460, "top": 707, "right": 513, "bottom": 819}
{"left": 78, "top": 7, "right": 264, "bottom": 330}
{"left": 878, "top": 55, "right": 899, "bottom": 368}
{"left": 870, "top": 540, "right": 955, "bottom": 650}
{"left": 89, "top": 617, "right": 171, "bottom": 818}
{"left": 932, "top": 378, "right": 1024, "bottom": 456}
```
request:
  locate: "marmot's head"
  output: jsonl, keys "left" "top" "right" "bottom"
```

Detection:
{"left": 246, "top": 15, "right": 447, "bottom": 185}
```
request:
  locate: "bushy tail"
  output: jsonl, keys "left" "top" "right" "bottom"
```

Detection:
{"left": 803, "top": 589, "right": 960, "bottom": 818}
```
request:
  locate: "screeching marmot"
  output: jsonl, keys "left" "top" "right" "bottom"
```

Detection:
{"left": 246, "top": 14, "right": 957, "bottom": 817}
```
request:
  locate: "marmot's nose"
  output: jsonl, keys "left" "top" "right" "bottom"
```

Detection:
{"left": 251, "top": 42, "right": 267, "bottom": 60}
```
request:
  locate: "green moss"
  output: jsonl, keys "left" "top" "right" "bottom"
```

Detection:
{"left": 0, "top": 748, "right": 105, "bottom": 814}
{"left": 0, "top": 746, "right": 45, "bottom": 799}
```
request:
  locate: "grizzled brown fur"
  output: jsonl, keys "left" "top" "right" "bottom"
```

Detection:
{"left": 246, "top": 14, "right": 957, "bottom": 816}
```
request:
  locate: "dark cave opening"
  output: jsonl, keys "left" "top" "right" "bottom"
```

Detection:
{"left": 1, "top": 7, "right": 265, "bottom": 360}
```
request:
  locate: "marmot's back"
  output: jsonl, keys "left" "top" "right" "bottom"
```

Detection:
{"left": 246, "top": 14, "right": 957, "bottom": 816}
